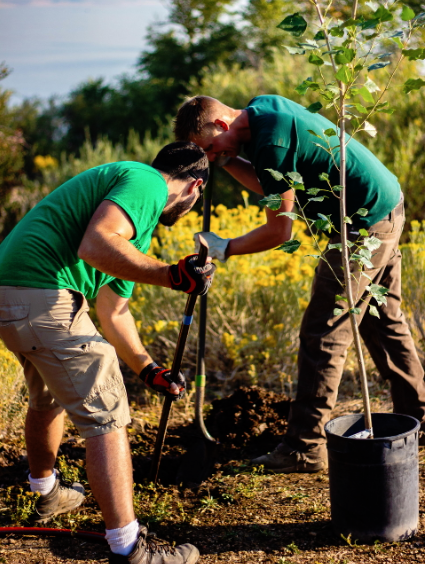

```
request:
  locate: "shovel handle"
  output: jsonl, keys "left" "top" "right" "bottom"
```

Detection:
{"left": 149, "top": 237, "right": 209, "bottom": 483}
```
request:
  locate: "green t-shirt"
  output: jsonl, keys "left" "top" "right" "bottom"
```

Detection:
{"left": 0, "top": 162, "right": 168, "bottom": 299}
{"left": 244, "top": 95, "right": 400, "bottom": 229}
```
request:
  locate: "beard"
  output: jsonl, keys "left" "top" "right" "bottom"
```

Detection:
{"left": 159, "top": 198, "right": 195, "bottom": 227}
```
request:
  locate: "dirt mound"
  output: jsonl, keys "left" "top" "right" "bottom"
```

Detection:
{"left": 205, "top": 385, "right": 290, "bottom": 449}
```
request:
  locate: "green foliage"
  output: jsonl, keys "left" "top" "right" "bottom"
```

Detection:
{"left": 5, "top": 487, "right": 39, "bottom": 525}
{"left": 0, "top": 64, "right": 25, "bottom": 196}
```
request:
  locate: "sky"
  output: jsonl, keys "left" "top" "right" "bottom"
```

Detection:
{"left": 0, "top": 0, "right": 170, "bottom": 104}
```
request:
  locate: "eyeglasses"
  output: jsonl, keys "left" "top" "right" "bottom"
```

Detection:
{"left": 188, "top": 171, "right": 204, "bottom": 198}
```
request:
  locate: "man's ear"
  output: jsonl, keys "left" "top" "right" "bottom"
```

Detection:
{"left": 188, "top": 178, "right": 203, "bottom": 194}
{"left": 214, "top": 118, "right": 229, "bottom": 132}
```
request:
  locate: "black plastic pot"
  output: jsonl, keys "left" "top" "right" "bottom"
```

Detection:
{"left": 325, "top": 412, "right": 419, "bottom": 543}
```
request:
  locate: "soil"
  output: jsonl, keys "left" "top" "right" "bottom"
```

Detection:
{"left": 1, "top": 384, "right": 425, "bottom": 564}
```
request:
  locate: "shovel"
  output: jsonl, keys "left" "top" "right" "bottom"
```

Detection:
{"left": 194, "top": 164, "right": 216, "bottom": 443}
{"left": 149, "top": 235, "right": 209, "bottom": 484}
{"left": 175, "top": 167, "right": 218, "bottom": 488}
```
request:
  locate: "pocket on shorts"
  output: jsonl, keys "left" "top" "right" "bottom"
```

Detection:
{"left": 0, "top": 303, "right": 43, "bottom": 353}
{"left": 51, "top": 338, "right": 126, "bottom": 424}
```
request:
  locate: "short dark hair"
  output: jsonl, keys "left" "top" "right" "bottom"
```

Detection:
{"left": 173, "top": 96, "right": 217, "bottom": 141}
{"left": 151, "top": 141, "right": 209, "bottom": 187}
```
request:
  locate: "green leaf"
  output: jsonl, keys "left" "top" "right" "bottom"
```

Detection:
{"left": 259, "top": 193, "right": 282, "bottom": 210}
{"left": 359, "top": 248, "right": 372, "bottom": 260}
{"left": 363, "top": 121, "right": 377, "bottom": 137}
{"left": 307, "top": 188, "right": 322, "bottom": 195}
{"left": 295, "top": 78, "right": 320, "bottom": 95}
{"left": 306, "top": 101, "right": 323, "bottom": 113}
{"left": 284, "top": 45, "right": 306, "bottom": 55}
{"left": 357, "top": 208, "right": 369, "bottom": 216}
{"left": 333, "top": 308, "right": 345, "bottom": 316}
{"left": 294, "top": 183, "right": 305, "bottom": 191}
{"left": 335, "top": 48, "right": 355, "bottom": 64}
{"left": 306, "top": 254, "right": 321, "bottom": 259}
{"left": 368, "top": 61, "right": 391, "bottom": 71}
{"left": 361, "top": 257, "right": 374, "bottom": 269}
{"left": 336, "top": 66, "right": 354, "bottom": 84}
{"left": 319, "top": 172, "right": 329, "bottom": 181}
{"left": 265, "top": 168, "right": 284, "bottom": 181}
{"left": 332, "top": 185, "right": 344, "bottom": 192}
{"left": 328, "top": 243, "right": 342, "bottom": 250}
{"left": 358, "top": 86, "right": 375, "bottom": 104}
{"left": 354, "top": 103, "right": 368, "bottom": 114}
{"left": 276, "top": 239, "right": 301, "bottom": 253}
{"left": 287, "top": 171, "right": 303, "bottom": 184}
{"left": 314, "top": 218, "right": 331, "bottom": 232}
{"left": 401, "top": 5, "right": 415, "bottom": 21}
{"left": 364, "top": 77, "right": 380, "bottom": 93}
{"left": 402, "top": 48, "right": 425, "bottom": 61}
{"left": 359, "top": 228, "right": 369, "bottom": 236}
{"left": 363, "top": 236, "right": 381, "bottom": 251}
{"left": 344, "top": 216, "right": 353, "bottom": 224}
{"left": 277, "top": 211, "right": 299, "bottom": 220}
{"left": 369, "top": 283, "right": 389, "bottom": 296}
{"left": 403, "top": 78, "right": 425, "bottom": 93}
{"left": 309, "top": 53, "right": 325, "bottom": 66}
{"left": 369, "top": 305, "right": 380, "bottom": 318}
{"left": 299, "top": 40, "right": 319, "bottom": 49}
{"left": 277, "top": 13, "right": 307, "bottom": 37}
{"left": 360, "top": 18, "right": 380, "bottom": 30}
{"left": 335, "top": 294, "right": 348, "bottom": 301}
{"left": 392, "top": 36, "right": 404, "bottom": 49}
{"left": 349, "top": 307, "right": 362, "bottom": 315}
{"left": 330, "top": 26, "right": 344, "bottom": 37}
{"left": 307, "top": 129, "right": 323, "bottom": 139}
{"left": 324, "top": 128, "right": 337, "bottom": 137}
{"left": 374, "top": 5, "right": 393, "bottom": 22}
{"left": 314, "top": 30, "right": 326, "bottom": 40}
{"left": 308, "top": 196, "right": 326, "bottom": 202}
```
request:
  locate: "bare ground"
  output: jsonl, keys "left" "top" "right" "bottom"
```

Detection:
{"left": 1, "top": 382, "right": 425, "bottom": 564}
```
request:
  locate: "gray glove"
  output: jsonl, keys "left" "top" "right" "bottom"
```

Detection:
{"left": 194, "top": 232, "right": 230, "bottom": 263}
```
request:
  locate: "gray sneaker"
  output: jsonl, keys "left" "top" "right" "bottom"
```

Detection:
{"left": 109, "top": 526, "right": 199, "bottom": 564}
{"left": 35, "top": 472, "right": 85, "bottom": 522}
{"left": 251, "top": 442, "right": 327, "bottom": 473}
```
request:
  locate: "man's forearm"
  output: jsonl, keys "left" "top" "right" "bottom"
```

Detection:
{"left": 223, "top": 157, "right": 263, "bottom": 194}
{"left": 98, "top": 307, "right": 152, "bottom": 374}
{"left": 79, "top": 232, "right": 171, "bottom": 288}
{"left": 227, "top": 222, "right": 291, "bottom": 256}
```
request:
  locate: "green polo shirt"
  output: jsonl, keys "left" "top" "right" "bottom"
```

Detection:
{"left": 0, "top": 162, "right": 168, "bottom": 299}
{"left": 244, "top": 95, "right": 400, "bottom": 229}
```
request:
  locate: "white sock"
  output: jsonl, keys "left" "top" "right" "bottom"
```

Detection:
{"left": 105, "top": 519, "right": 140, "bottom": 556}
{"left": 29, "top": 468, "right": 57, "bottom": 496}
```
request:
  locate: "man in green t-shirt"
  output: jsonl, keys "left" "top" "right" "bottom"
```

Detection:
{"left": 0, "top": 142, "right": 214, "bottom": 564}
{"left": 174, "top": 95, "right": 425, "bottom": 473}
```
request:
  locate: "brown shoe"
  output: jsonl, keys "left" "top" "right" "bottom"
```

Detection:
{"left": 251, "top": 442, "right": 327, "bottom": 473}
{"left": 35, "top": 472, "right": 85, "bottom": 523}
{"left": 109, "top": 526, "right": 199, "bottom": 564}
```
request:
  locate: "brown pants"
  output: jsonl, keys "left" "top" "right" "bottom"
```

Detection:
{"left": 286, "top": 198, "right": 425, "bottom": 456}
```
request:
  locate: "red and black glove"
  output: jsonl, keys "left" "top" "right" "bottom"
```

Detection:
{"left": 169, "top": 254, "right": 216, "bottom": 296}
{"left": 139, "top": 362, "right": 185, "bottom": 401}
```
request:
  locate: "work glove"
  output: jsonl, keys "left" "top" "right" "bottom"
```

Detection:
{"left": 169, "top": 254, "right": 216, "bottom": 296}
{"left": 194, "top": 232, "right": 230, "bottom": 263}
{"left": 139, "top": 362, "right": 185, "bottom": 401}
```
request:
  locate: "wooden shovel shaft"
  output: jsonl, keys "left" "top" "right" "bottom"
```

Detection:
{"left": 149, "top": 237, "right": 209, "bottom": 483}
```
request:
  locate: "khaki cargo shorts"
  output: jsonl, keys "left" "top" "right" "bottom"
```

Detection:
{"left": 0, "top": 286, "right": 131, "bottom": 438}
